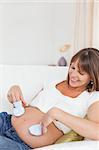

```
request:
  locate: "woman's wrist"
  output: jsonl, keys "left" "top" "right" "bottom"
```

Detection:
{"left": 49, "top": 107, "right": 61, "bottom": 120}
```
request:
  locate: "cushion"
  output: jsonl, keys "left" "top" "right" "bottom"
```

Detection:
{"left": 55, "top": 130, "right": 84, "bottom": 144}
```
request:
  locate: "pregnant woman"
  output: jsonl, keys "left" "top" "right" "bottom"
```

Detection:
{"left": 0, "top": 48, "right": 99, "bottom": 150}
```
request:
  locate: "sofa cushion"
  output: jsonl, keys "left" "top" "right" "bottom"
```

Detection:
{"left": 55, "top": 130, "right": 84, "bottom": 144}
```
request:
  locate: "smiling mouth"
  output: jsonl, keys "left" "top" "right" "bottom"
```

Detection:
{"left": 70, "top": 79, "right": 79, "bottom": 82}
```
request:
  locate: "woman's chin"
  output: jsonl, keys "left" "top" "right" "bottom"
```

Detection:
{"left": 69, "top": 81, "right": 78, "bottom": 88}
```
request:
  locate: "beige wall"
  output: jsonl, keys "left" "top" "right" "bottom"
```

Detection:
{"left": 0, "top": 0, "right": 98, "bottom": 66}
{"left": 0, "top": 1, "right": 76, "bottom": 65}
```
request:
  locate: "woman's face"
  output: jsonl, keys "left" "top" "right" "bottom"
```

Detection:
{"left": 68, "top": 60, "right": 91, "bottom": 89}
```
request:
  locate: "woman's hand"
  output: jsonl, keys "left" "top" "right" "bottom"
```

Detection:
{"left": 41, "top": 107, "right": 58, "bottom": 134}
{"left": 7, "top": 85, "right": 27, "bottom": 106}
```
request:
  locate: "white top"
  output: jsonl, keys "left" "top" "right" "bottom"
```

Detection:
{"left": 30, "top": 80, "right": 99, "bottom": 134}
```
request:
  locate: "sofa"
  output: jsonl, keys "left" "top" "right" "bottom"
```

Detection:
{"left": 0, "top": 65, "right": 99, "bottom": 150}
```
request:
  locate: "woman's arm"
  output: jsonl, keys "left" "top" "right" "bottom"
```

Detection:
{"left": 42, "top": 101, "right": 99, "bottom": 140}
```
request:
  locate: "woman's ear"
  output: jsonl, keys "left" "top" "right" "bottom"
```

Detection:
{"left": 90, "top": 80, "right": 94, "bottom": 85}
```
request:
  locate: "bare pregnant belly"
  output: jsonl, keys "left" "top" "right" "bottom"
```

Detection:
{"left": 11, "top": 107, "right": 63, "bottom": 148}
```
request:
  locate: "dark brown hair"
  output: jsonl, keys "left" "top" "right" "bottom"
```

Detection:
{"left": 67, "top": 48, "right": 99, "bottom": 92}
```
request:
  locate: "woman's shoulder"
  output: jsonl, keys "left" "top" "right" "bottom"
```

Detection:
{"left": 90, "top": 91, "right": 99, "bottom": 97}
{"left": 87, "top": 91, "right": 99, "bottom": 107}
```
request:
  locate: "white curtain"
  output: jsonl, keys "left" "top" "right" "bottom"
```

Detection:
{"left": 73, "top": 0, "right": 94, "bottom": 54}
{"left": 92, "top": 0, "right": 99, "bottom": 49}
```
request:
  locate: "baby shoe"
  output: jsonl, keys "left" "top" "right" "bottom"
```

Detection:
{"left": 28, "top": 123, "right": 43, "bottom": 136}
{"left": 13, "top": 101, "right": 25, "bottom": 117}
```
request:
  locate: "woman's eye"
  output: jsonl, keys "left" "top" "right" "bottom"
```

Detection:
{"left": 71, "top": 66, "right": 75, "bottom": 69}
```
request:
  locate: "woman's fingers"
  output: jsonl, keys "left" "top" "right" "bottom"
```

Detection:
{"left": 7, "top": 85, "right": 28, "bottom": 107}
{"left": 11, "top": 93, "right": 17, "bottom": 102}
{"left": 8, "top": 91, "right": 20, "bottom": 101}
{"left": 42, "top": 126, "right": 47, "bottom": 134}
{"left": 20, "top": 95, "right": 28, "bottom": 106}
{"left": 41, "top": 114, "right": 53, "bottom": 134}
{"left": 7, "top": 86, "right": 25, "bottom": 104}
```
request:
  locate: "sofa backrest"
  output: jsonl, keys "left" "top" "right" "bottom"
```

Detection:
{"left": 0, "top": 65, "right": 68, "bottom": 113}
